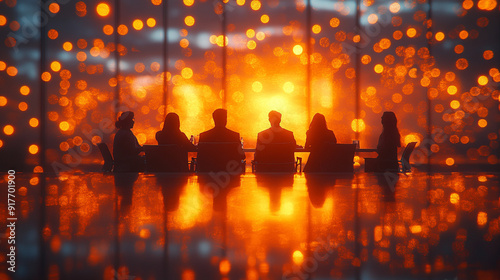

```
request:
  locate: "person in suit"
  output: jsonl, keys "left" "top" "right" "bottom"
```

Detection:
{"left": 155, "top": 112, "right": 196, "bottom": 172}
{"left": 113, "top": 111, "right": 145, "bottom": 172}
{"left": 303, "top": 113, "right": 337, "bottom": 172}
{"left": 365, "top": 111, "right": 401, "bottom": 172}
{"left": 197, "top": 109, "right": 245, "bottom": 172}
{"left": 254, "top": 111, "right": 297, "bottom": 172}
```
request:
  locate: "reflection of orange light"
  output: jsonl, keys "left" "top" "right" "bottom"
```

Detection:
{"left": 292, "top": 250, "right": 304, "bottom": 265}
{"left": 477, "top": 212, "right": 487, "bottom": 226}
{"left": 446, "top": 158, "right": 455, "bottom": 166}
{"left": 219, "top": 259, "right": 231, "bottom": 275}
{"left": 450, "top": 193, "right": 459, "bottom": 204}
{"left": 96, "top": 3, "right": 110, "bottom": 16}
{"left": 351, "top": 119, "right": 366, "bottom": 132}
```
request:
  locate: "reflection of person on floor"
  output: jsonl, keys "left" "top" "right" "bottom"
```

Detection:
{"left": 366, "top": 111, "right": 401, "bottom": 172}
{"left": 113, "top": 111, "right": 145, "bottom": 172}
{"left": 303, "top": 113, "right": 337, "bottom": 172}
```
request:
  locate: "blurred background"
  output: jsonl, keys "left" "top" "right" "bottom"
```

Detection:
{"left": 0, "top": 0, "right": 498, "bottom": 172}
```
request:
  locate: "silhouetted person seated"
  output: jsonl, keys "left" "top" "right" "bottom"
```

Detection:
{"left": 152, "top": 112, "right": 195, "bottom": 172}
{"left": 113, "top": 111, "right": 145, "bottom": 172}
{"left": 303, "top": 113, "right": 337, "bottom": 172}
{"left": 365, "top": 111, "right": 401, "bottom": 172}
{"left": 254, "top": 111, "right": 297, "bottom": 172}
{"left": 197, "top": 109, "right": 245, "bottom": 172}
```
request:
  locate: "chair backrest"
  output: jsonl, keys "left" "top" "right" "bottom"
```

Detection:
{"left": 323, "top": 143, "right": 356, "bottom": 172}
{"left": 400, "top": 142, "right": 417, "bottom": 172}
{"left": 97, "top": 143, "right": 113, "bottom": 172}
{"left": 144, "top": 144, "right": 188, "bottom": 172}
{"left": 196, "top": 142, "right": 244, "bottom": 173}
{"left": 254, "top": 142, "right": 295, "bottom": 172}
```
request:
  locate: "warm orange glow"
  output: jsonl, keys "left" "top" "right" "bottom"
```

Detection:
{"left": 117, "top": 24, "right": 128, "bottom": 35}
{"left": 450, "top": 100, "right": 460, "bottom": 109}
{"left": 181, "top": 67, "right": 193, "bottom": 79}
{"left": 330, "top": 17, "right": 340, "bottom": 27}
{"left": 483, "top": 50, "right": 494, "bottom": 60}
{"left": 252, "top": 81, "right": 263, "bottom": 92}
{"left": 63, "top": 41, "right": 73, "bottom": 51}
{"left": 478, "top": 75, "right": 488, "bottom": 85}
{"left": 292, "top": 250, "right": 304, "bottom": 265}
{"left": 456, "top": 58, "right": 468, "bottom": 70}
{"left": 404, "top": 134, "right": 420, "bottom": 146}
{"left": 454, "top": 44, "right": 464, "bottom": 54}
{"left": 351, "top": 119, "right": 366, "bottom": 132}
{"left": 447, "top": 85, "right": 458, "bottom": 95}
{"left": 0, "top": 61, "right": 6, "bottom": 70}
{"left": 250, "top": 0, "right": 261, "bottom": 10}
{"left": 59, "top": 121, "right": 70, "bottom": 131}
{"left": 446, "top": 158, "right": 455, "bottom": 166}
{"left": 246, "top": 29, "right": 255, "bottom": 38}
{"left": 18, "top": 102, "right": 28, "bottom": 111}
{"left": 0, "top": 96, "right": 7, "bottom": 106}
{"left": 367, "top": 14, "right": 378, "bottom": 24}
{"left": 477, "top": 212, "right": 488, "bottom": 226}
{"left": 41, "top": 71, "right": 52, "bottom": 82}
{"left": 261, "top": 14, "right": 269, "bottom": 23}
{"left": 374, "top": 64, "right": 384, "bottom": 73}
{"left": 3, "top": 125, "right": 14, "bottom": 135}
{"left": 283, "top": 82, "right": 294, "bottom": 93}
{"left": 103, "top": 25, "right": 114, "bottom": 35}
{"left": 478, "top": 119, "right": 487, "bottom": 128}
{"left": 76, "top": 51, "right": 87, "bottom": 62}
{"left": 49, "top": 3, "right": 60, "bottom": 13}
{"left": 389, "top": 2, "right": 400, "bottom": 13}
{"left": 0, "top": 15, "right": 6, "bottom": 26}
{"left": 20, "top": 85, "right": 30, "bottom": 95}
{"left": 48, "top": 29, "right": 58, "bottom": 39}
{"left": 183, "top": 0, "right": 194, "bottom": 6}
{"left": 146, "top": 18, "right": 156, "bottom": 27}
{"left": 459, "top": 30, "right": 468, "bottom": 39}
{"left": 463, "top": 0, "right": 474, "bottom": 9}
{"left": 435, "top": 32, "right": 445, "bottom": 41}
{"left": 406, "top": 28, "right": 417, "bottom": 38}
{"left": 184, "top": 16, "right": 195, "bottom": 27}
{"left": 96, "top": 3, "right": 110, "bottom": 17}
{"left": 478, "top": 0, "right": 497, "bottom": 10}
{"left": 50, "top": 61, "right": 61, "bottom": 72}
{"left": 29, "top": 118, "right": 39, "bottom": 127}
{"left": 29, "top": 144, "right": 39, "bottom": 154}
{"left": 219, "top": 259, "right": 231, "bottom": 275}
{"left": 293, "top": 45, "right": 303, "bottom": 55}
{"left": 410, "top": 225, "right": 422, "bottom": 234}
{"left": 132, "top": 19, "right": 143, "bottom": 30}
{"left": 450, "top": 193, "right": 460, "bottom": 204}
{"left": 180, "top": 38, "right": 189, "bottom": 48}
{"left": 312, "top": 24, "right": 321, "bottom": 34}
{"left": 247, "top": 40, "right": 257, "bottom": 50}
{"left": 6, "top": 66, "right": 17, "bottom": 76}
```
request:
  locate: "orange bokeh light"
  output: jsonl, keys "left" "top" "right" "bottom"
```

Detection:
{"left": 3, "top": 125, "right": 14, "bottom": 135}
{"left": 96, "top": 3, "right": 110, "bottom": 16}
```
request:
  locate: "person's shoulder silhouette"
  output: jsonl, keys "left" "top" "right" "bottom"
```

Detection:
{"left": 199, "top": 108, "right": 240, "bottom": 143}
{"left": 156, "top": 112, "right": 194, "bottom": 149}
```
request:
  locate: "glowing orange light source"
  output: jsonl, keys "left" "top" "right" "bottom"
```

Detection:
{"left": 4, "top": 125, "right": 14, "bottom": 135}
{"left": 292, "top": 250, "right": 304, "bottom": 265}
{"left": 0, "top": 96, "right": 7, "bottom": 106}
{"left": 478, "top": 119, "right": 487, "bottom": 128}
{"left": 351, "top": 119, "right": 366, "bottom": 132}
{"left": 29, "top": 118, "right": 39, "bottom": 127}
{"left": 219, "top": 259, "right": 231, "bottom": 275}
{"left": 261, "top": 14, "right": 269, "bottom": 24}
{"left": 450, "top": 193, "right": 460, "bottom": 204}
{"left": 446, "top": 158, "right": 455, "bottom": 166}
{"left": 49, "top": 3, "right": 60, "bottom": 14}
{"left": 63, "top": 42, "right": 73, "bottom": 51}
{"left": 29, "top": 144, "right": 39, "bottom": 155}
{"left": 59, "top": 121, "right": 70, "bottom": 131}
{"left": 184, "top": 16, "right": 195, "bottom": 27}
{"left": 18, "top": 102, "right": 28, "bottom": 111}
{"left": 367, "top": 14, "right": 378, "bottom": 24}
{"left": 435, "top": 32, "right": 445, "bottom": 41}
{"left": 96, "top": 3, "right": 110, "bottom": 17}
{"left": 312, "top": 24, "right": 321, "bottom": 34}
{"left": 50, "top": 61, "right": 61, "bottom": 72}
{"left": 389, "top": 2, "right": 400, "bottom": 13}
{"left": 478, "top": 75, "right": 488, "bottom": 85}
{"left": 292, "top": 45, "right": 303, "bottom": 55}
{"left": 20, "top": 85, "right": 30, "bottom": 95}
{"left": 147, "top": 18, "right": 156, "bottom": 27}
{"left": 477, "top": 212, "right": 487, "bottom": 226}
{"left": 0, "top": 15, "right": 7, "bottom": 26}
{"left": 406, "top": 28, "right": 417, "bottom": 38}
{"left": 133, "top": 19, "right": 144, "bottom": 30}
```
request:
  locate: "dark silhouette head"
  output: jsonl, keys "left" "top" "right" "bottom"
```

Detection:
{"left": 212, "top": 108, "right": 227, "bottom": 128}
{"left": 163, "top": 112, "right": 180, "bottom": 131}
{"left": 115, "top": 111, "right": 134, "bottom": 129}
{"left": 268, "top": 110, "right": 282, "bottom": 128}
{"left": 381, "top": 111, "right": 398, "bottom": 130}
{"left": 309, "top": 113, "right": 328, "bottom": 131}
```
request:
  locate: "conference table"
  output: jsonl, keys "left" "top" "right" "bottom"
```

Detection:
{"left": 240, "top": 148, "right": 377, "bottom": 153}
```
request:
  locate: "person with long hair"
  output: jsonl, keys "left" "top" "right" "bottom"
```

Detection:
{"left": 303, "top": 113, "right": 337, "bottom": 172}
{"left": 113, "top": 111, "right": 144, "bottom": 172}
{"left": 365, "top": 111, "right": 401, "bottom": 172}
{"left": 155, "top": 112, "right": 195, "bottom": 171}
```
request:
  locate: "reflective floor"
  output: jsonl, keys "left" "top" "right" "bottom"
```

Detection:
{"left": 1, "top": 171, "right": 500, "bottom": 280}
